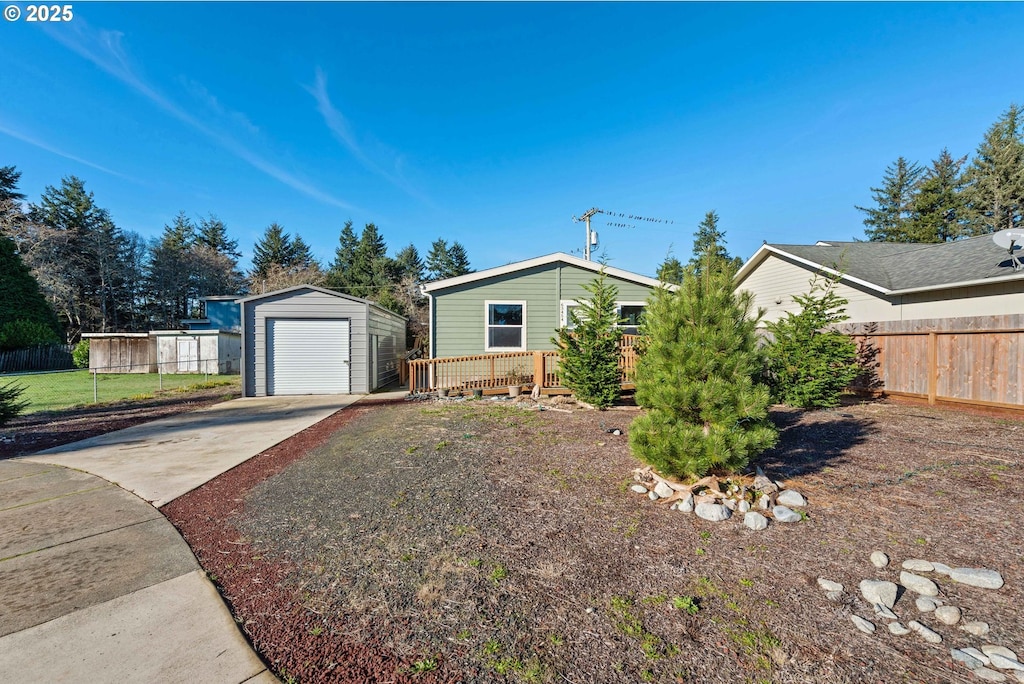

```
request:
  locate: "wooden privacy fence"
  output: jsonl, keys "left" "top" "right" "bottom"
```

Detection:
{"left": 850, "top": 328, "right": 1024, "bottom": 411}
{"left": 0, "top": 344, "right": 74, "bottom": 373}
{"left": 409, "top": 335, "right": 639, "bottom": 394}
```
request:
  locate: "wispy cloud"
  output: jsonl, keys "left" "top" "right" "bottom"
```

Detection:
{"left": 180, "top": 77, "right": 261, "bottom": 136}
{"left": 47, "top": 22, "right": 357, "bottom": 211}
{"left": 306, "top": 67, "right": 432, "bottom": 205}
{"left": 0, "top": 120, "right": 134, "bottom": 181}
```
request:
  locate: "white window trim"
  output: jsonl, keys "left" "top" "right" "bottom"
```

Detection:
{"left": 559, "top": 299, "right": 585, "bottom": 329}
{"left": 484, "top": 300, "right": 527, "bottom": 351}
{"left": 616, "top": 301, "right": 647, "bottom": 328}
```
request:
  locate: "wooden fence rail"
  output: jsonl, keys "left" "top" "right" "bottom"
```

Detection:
{"left": 409, "top": 335, "right": 639, "bottom": 395}
{"left": 850, "top": 328, "right": 1024, "bottom": 411}
{"left": 0, "top": 344, "right": 74, "bottom": 374}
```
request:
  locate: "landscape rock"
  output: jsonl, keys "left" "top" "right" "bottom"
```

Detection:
{"left": 694, "top": 494, "right": 718, "bottom": 506}
{"left": 983, "top": 646, "right": 1020, "bottom": 662}
{"left": 743, "top": 511, "right": 768, "bottom": 530}
{"left": 758, "top": 495, "right": 771, "bottom": 510}
{"left": 963, "top": 622, "right": 991, "bottom": 637}
{"left": 817, "top": 578, "right": 843, "bottom": 593}
{"left": 888, "top": 622, "right": 911, "bottom": 636}
{"left": 963, "top": 647, "right": 991, "bottom": 666}
{"left": 826, "top": 590, "right": 843, "bottom": 602}
{"left": 647, "top": 491, "right": 659, "bottom": 501}
{"left": 850, "top": 615, "right": 875, "bottom": 634}
{"left": 874, "top": 603, "right": 898, "bottom": 620}
{"left": 723, "top": 498, "right": 737, "bottom": 511}
{"left": 772, "top": 505, "right": 801, "bottom": 523}
{"left": 630, "top": 484, "right": 649, "bottom": 495}
{"left": 870, "top": 551, "right": 890, "bottom": 568}
{"left": 951, "top": 648, "right": 986, "bottom": 670}
{"left": 753, "top": 469, "right": 778, "bottom": 494}
{"left": 974, "top": 668, "right": 1009, "bottom": 683}
{"left": 950, "top": 568, "right": 1004, "bottom": 590}
{"left": 737, "top": 500, "right": 751, "bottom": 513}
{"left": 679, "top": 493, "right": 694, "bottom": 513}
{"left": 916, "top": 597, "right": 939, "bottom": 612}
{"left": 989, "top": 654, "right": 1024, "bottom": 672}
{"left": 935, "top": 605, "right": 961, "bottom": 625}
{"left": 860, "top": 579, "right": 898, "bottom": 609}
{"left": 777, "top": 489, "right": 807, "bottom": 507}
{"left": 653, "top": 481, "right": 674, "bottom": 499}
{"left": 695, "top": 503, "right": 731, "bottom": 522}
{"left": 908, "top": 620, "right": 942, "bottom": 644}
{"left": 901, "top": 571, "right": 939, "bottom": 596}
{"left": 932, "top": 562, "right": 952, "bottom": 576}
{"left": 902, "top": 559, "right": 934, "bottom": 572}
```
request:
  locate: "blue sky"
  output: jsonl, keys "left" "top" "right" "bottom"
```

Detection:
{"left": 2, "top": 2, "right": 1023, "bottom": 277}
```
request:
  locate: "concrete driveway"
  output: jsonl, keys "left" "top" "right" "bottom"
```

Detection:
{"left": 1, "top": 393, "right": 367, "bottom": 683}
{"left": 24, "top": 394, "right": 361, "bottom": 506}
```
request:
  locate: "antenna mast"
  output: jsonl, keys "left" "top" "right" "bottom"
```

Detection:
{"left": 572, "top": 208, "right": 601, "bottom": 260}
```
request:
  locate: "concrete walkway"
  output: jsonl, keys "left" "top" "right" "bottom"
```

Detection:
{"left": 0, "top": 393, "right": 368, "bottom": 683}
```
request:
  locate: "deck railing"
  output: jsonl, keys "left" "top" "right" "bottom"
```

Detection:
{"left": 409, "top": 335, "right": 639, "bottom": 394}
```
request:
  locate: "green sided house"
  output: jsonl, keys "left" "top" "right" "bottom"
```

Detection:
{"left": 415, "top": 252, "right": 667, "bottom": 393}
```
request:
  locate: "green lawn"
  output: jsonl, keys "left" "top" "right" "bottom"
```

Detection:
{"left": 0, "top": 370, "right": 241, "bottom": 413}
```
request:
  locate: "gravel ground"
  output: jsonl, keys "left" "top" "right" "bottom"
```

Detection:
{"left": 0, "top": 386, "right": 241, "bottom": 459}
{"left": 165, "top": 397, "right": 1024, "bottom": 684}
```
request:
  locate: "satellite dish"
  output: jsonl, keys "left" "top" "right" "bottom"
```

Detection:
{"left": 993, "top": 228, "right": 1024, "bottom": 271}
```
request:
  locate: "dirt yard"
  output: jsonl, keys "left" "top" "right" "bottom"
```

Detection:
{"left": 0, "top": 386, "right": 241, "bottom": 459}
{"left": 164, "top": 398, "right": 1024, "bottom": 684}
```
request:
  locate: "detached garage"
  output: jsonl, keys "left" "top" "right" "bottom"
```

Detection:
{"left": 240, "top": 285, "right": 406, "bottom": 397}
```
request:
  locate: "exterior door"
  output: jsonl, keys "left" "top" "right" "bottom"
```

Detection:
{"left": 176, "top": 337, "right": 199, "bottom": 373}
{"left": 267, "top": 318, "right": 350, "bottom": 395}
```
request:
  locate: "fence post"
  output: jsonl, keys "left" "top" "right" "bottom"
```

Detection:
{"left": 927, "top": 331, "right": 937, "bottom": 405}
{"left": 533, "top": 351, "right": 545, "bottom": 390}
{"left": 92, "top": 370, "right": 98, "bottom": 404}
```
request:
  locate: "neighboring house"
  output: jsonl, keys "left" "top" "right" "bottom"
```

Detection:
{"left": 421, "top": 252, "right": 668, "bottom": 359}
{"left": 239, "top": 285, "right": 406, "bottom": 396}
{"left": 182, "top": 295, "right": 242, "bottom": 333}
{"left": 735, "top": 236, "right": 1024, "bottom": 329}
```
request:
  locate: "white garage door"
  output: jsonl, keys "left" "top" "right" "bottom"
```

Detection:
{"left": 267, "top": 318, "right": 350, "bottom": 395}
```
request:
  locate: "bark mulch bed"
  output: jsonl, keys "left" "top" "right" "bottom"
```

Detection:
{"left": 0, "top": 386, "right": 241, "bottom": 459}
{"left": 163, "top": 398, "right": 1024, "bottom": 684}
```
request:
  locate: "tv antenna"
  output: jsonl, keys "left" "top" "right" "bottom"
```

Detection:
{"left": 572, "top": 207, "right": 674, "bottom": 261}
{"left": 992, "top": 228, "right": 1024, "bottom": 271}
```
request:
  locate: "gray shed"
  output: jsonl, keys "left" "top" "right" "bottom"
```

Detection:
{"left": 239, "top": 285, "right": 406, "bottom": 396}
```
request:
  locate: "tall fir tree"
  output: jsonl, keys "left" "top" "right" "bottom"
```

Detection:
{"left": 394, "top": 243, "right": 424, "bottom": 282}
{"left": 629, "top": 234, "right": 776, "bottom": 478}
{"left": 688, "top": 211, "right": 741, "bottom": 276}
{"left": 0, "top": 166, "right": 26, "bottom": 204}
{"left": 197, "top": 214, "right": 241, "bottom": 258}
{"left": 908, "top": 149, "right": 968, "bottom": 242}
{"left": 963, "top": 104, "right": 1024, "bottom": 235}
{"left": 326, "top": 220, "right": 359, "bottom": 291}
{"left": 656, "top": 254, "right": 686, "bottom": 285}
{"left": 426, "top": 238, "right": 472, "bottom": 280}
{"left": 250, "top": 223, "right": 294, "bottom": 279}
{"left": 350, "top": 223, "right": 392, "bottom": 292}
{"left": 857, "top": 157, "right": 925, "bottom": 242}
{"left": 552, "top": 270, "right": 623, "bottom": 408}
{"left": 0, "top": 234, "right": 61, "bottom": 349}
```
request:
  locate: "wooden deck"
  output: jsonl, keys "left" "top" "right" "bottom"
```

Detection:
{"left": 408, "top": 336, "right": 638, "bottom": 395}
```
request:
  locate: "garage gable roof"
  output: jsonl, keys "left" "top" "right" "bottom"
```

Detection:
{"left": 421, "top": 252, "right": 670, "bottom": 293}
{"left": 237, "top": 284, "right": 406, "bottom": 320}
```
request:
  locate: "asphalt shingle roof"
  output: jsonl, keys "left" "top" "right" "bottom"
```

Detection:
{"left": 768, "top": 235, "right": 1024, "bottom": 292}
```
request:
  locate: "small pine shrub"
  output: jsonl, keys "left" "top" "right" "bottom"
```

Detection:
{"left": 764, "top": 273, "right": 861, "bottom": 409}
{"left": 0, "top": 381, "right": 27, "bottom": 426}
{"left": 629, "top": 249, "right": 777, "bottom": 478}
{"left": 72, "top": 339, "right": 90, "bottom": 369}
{"left": 552, "top": 269, "right": 623, "bottom": 409}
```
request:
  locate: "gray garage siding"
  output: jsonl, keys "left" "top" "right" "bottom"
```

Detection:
{"left": 368, "top": 307, "right": 406, "bottom": 389}
{"left": 243, "top": 289, "right": 368, "bottom": 396}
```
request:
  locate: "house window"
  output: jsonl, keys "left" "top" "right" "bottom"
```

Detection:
{"left": 617, "top": 303, "right": 646, "bottom": 334}
{"left": 560, "top": 300, "right": 584, "bottom": 329}
{"left": 485, "top": 301, "right": 526, "bottom": 351}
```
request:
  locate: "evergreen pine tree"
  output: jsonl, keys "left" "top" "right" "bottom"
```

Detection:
{"left": 251, "top": 223, "right": 293, "bottom": 279}
{"left": 197, "top": 214, "right": 241, "bottom": 258}
{"left": 326, "top": 220, "right": 359, "bottom": 291}
{"left": 447, "top": 241, "right": 472, "bottom": 276}
{"left": 0, "top": 235, "right": 61, "bottom": 349}
{"left": 425, "top": 238, "right": 452, "bottom": 280}
{"left": 656, "top": 255, "right": 686, "bottom": 285}
{"left": 350, "top": 223, "right": 392, "bottom": 292}
{"left": 290, "top": 234, "right": 316, "bottom": 269}
{"left": 963, "top": 104, "right": 1024, "bottom": 235}
{"left": 857, "top": 157, "right": 925, "bottom": 241}
{"left": 629, "top": 238, "right": 776, "bottom": 478}
{"left": 0, "top": 166, "right": 26, "bottom": 204}
{"left": 764, "top": 273, "right": 861, "bottom": 409}
{"left": 908, "top": 149, "right": 968, "bottom": 242}
{"left": 552, "top": 270, "right": 623, "bottom": 409}
{"left": 394, "top": 244, "right": 424, "bottom": 282}
{"left": 688, "top": 211, "right": 742, "bottom": 276}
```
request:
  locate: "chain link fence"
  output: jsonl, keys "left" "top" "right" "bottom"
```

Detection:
{"left": 0, "top": 357, "right": 242, "bottom": 414}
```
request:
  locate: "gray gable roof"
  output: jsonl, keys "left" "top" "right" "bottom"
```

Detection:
{"left": 743, "top": 235, "right": 1024, "bottom": 294}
